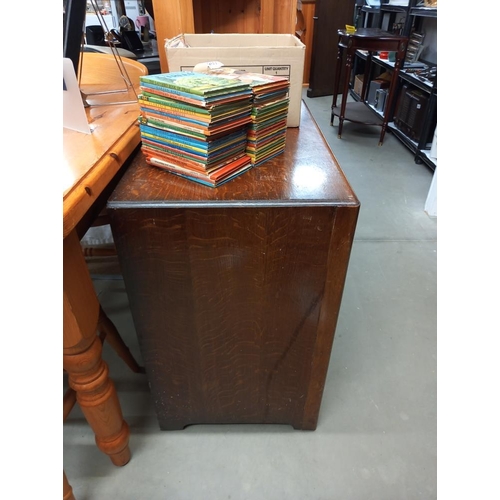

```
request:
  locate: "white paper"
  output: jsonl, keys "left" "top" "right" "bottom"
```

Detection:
{"left": 63, "top": 58, "right": 91, "bottom": 134}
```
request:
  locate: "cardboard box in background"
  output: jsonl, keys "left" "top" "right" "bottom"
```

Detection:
{"left": 165, "top": 34, "right": 306, "bottom": 127}
{"left": 353, "top": 74, "right": 364, "bottom": 97}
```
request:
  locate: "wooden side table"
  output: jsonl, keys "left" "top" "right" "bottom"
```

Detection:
{"left": 330, "top": 28, "right": 407, "bottom": 145}
{"left": 107, "top": 103, "right": 360, "bottom": 431}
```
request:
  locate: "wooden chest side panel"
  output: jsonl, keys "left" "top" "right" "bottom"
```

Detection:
{"left": 110, "top": 204, "right": 355, "bottom": 429}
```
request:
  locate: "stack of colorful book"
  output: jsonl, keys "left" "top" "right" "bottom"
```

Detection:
{"left": 138, "top": 71, "right": 254, "bottom": 187}
{"left": 246, "top": 91, "right": 290, "bottom": 167}
{"left": 195, "top": 68, "right": 290, "bottom": 167}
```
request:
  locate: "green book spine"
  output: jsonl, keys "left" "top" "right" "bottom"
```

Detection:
{"left": 139, "top": 93, "right": 211, "bottom": 116}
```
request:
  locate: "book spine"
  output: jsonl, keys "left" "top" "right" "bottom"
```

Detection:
{"left": 146, "top": 154, "right": 252, "bottom": 187}
{"left": 142, "top": 142, "right": 209, "bottom": 166}
{"left": 141, "top": 75, "right": 250, "bottom": 98}
{"left": 141, "top": 83, "right": 208, "bottom": 104}
{"left": 142, "top": 139, "right": 210, "bottom": 165}
{"left": 141, "top": 85, "right": 252, "bottom": 109}
{"left": 142, "top": 147, "right": 207, "bottom": 172}
{"left": 141, "top": 135, "right": 208, "bottom": 157}
{"left": 139, "top": 93, "right": 211, "bottom": 116}
{"left": 141, "top": 76, "right": 206, "bottom": 96}
{"left": 149, "top": 164, "right": 215, "bottom": 188}
{"left": 142, "top": 132, "right": 247, "bottom": 164}
{"left": 139, "top": 115, "right": 209, "bottom": 139}
{"left": 140, "top": 107, "right": 211, "bottom": 127}
{"left": 140, "top": 124, "right": 208, "bottom": 150}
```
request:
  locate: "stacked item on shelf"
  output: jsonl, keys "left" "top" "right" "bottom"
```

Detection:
{"left": 405, "top": 31, "right": 425, "bottom": 64}
{"left": 138, "top": 71, "right": 254, "bottom": 187}
{"left": 194, "top": 67, "right": 290, "bottom": 166}
{"left": 402, "top": 66, "right": 437, "bottom": 86}
{"left": 394, "top": 84, "right": 429, "bottom": 142}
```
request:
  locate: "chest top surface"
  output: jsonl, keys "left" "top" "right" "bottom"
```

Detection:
{"left": 108, "top": 101, "right": 359, "bottom": 209}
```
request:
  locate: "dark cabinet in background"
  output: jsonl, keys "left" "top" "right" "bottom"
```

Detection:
{"left": 307, "top": 0, "right": 357, "bottom": 97}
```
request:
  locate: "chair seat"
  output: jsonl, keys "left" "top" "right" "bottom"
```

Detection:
{"left": 84, "top": 44, "right": 138, "bottom": 60}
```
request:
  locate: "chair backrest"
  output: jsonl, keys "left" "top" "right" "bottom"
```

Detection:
{"left": 80, "top": 52, "right": 148, "bottom": 89}
{"left": 85, "top": 25, "right": 105, "bottom": 46}
{"left": 83, "top": 44, "right": 139, "bottom": 60}
{"left": 120, "top": 30, "right": 145, "bottom": 53}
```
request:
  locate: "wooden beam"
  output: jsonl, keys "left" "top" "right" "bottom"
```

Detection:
{"left": 275, "top": 0, "right": 298, "bottom": 34}
{"left": 151, "top": 0, "right": 195, "bottom": 72}
{"left": 259, "top": 0, "right": 275, "bottom": 33}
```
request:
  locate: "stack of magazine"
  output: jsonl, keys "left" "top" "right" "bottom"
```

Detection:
{"left": 138, "top": 71, "right": 254, "bottom": 187}
{"left": 196, "top": 68, "right": 290, "bottom": 166}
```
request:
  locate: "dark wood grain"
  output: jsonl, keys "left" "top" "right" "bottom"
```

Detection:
{"left": 108, "top": 103, "right": 359, "bottom": 430}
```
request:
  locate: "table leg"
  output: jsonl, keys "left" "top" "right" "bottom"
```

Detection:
{"left": 63, "top": 230, "right": 131, "bottom": 466}
{"left": 331, "top": 36, "right": 344, "bottom": 125}
{"left": 379, "top": 41, "right": 406, "bottom": 146}
{"left": 338, "top": 48, "right": 353, "bottom": 138}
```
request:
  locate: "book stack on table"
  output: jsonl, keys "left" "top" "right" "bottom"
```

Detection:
{"left": 138, "top": 72, "right": 254, "bottom": 187}
{"left": 196, "top": 68, "right": 290, "bottom": 167}
{"left": 247, "top": 88, "right": 289, "bottom": 166}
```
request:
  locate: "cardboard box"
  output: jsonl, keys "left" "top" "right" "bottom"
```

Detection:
{"left": 165, "top": 34, "right": 306, "bottom": 127}
{"left": 353, "top": 74, "right": 364, "bottom": 97}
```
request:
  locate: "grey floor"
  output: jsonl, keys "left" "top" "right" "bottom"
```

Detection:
{"left": 63, "top": 90, "right": 437, "bottom": 500}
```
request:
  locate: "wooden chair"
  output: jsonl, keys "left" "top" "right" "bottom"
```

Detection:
{"left": 78, "top": 51, "right": 148, "bottom": 106}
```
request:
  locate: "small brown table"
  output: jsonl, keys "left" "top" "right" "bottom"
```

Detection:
{"left": 107, "top": 102, "right": 360, "bottom": 431}
{"left": 330, "top": 28, "right": 407, "bottom": 145}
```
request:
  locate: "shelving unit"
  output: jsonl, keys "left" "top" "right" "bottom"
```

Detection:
{"left": 393, "top": 65, "right": 436, "bottom": 168}
{"left": 357, "top": 4, "right": 413, "bottom": 34}
{"left": 350, "top": 0, "right": 437, "bottom": 170}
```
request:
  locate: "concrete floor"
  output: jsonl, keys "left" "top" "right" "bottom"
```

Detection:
{"left": 63, "top": 91, "right": 437, "bottom": 499}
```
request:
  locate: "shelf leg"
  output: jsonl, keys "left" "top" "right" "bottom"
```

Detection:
{"left": 379, "top": 39, "right": 407, "bottom": 145}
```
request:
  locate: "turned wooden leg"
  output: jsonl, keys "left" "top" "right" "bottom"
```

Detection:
{"left": 64, "top": 230, "right": 131, "bottom": 466}
{"left": 63, "top": 471, "right": 76, "bottom": 500}
{"left": 64, "top": 332, "right": 131, "bottom": 465}
{"left": 63, "top": 306, "right": 144, "bottom": 422}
